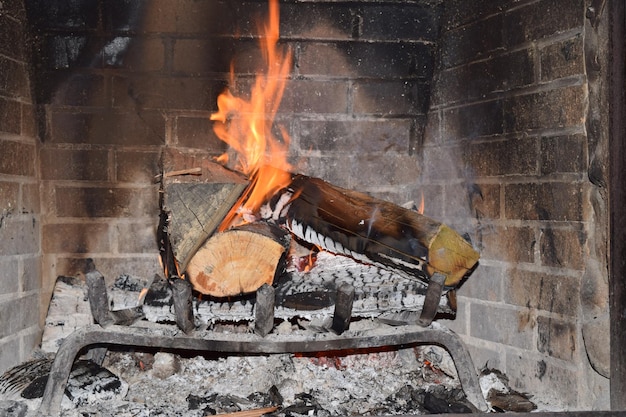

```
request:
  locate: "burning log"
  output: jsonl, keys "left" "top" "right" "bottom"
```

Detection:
{"left": 265, "top": 174, "right": 479, "bottom": 288}
{"left": 186, "top": 222, "right": 290, "bottom": 297}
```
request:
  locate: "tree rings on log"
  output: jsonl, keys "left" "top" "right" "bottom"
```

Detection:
{"left": 186, "top": 223, "right": 290, "bottom": 297}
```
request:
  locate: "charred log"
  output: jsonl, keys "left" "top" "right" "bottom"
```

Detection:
{"left": 264, "top": 174, "right": 479, "bottom": 288}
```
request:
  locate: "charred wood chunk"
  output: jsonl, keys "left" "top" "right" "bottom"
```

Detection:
{"left": 169, "top": 277, "right": 195, "bottom": 334}
{"left": 254, "top": 284, "right": 275, "bottom": 337}
{"left": 283, "top": 174, "right": 479, "bottom": 287}
{"left": 331, "top": 284, "right": 355, "bottom": 334}
{"left": 85, "top": 270, "right": 113, "bottom": 327}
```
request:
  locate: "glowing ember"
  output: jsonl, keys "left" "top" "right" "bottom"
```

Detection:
{"left": 211, "top": 0, "right": 293, "bottom": 223}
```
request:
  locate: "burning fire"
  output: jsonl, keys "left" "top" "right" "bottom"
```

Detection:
{"left": 211, "top": 0, "right": 293, "bottom": 223}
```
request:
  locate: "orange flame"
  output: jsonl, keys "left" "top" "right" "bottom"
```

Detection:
{"left": 211, "top": 0, "right": 293, "bottom": 220}
{"left": 418, "top": 191, "right": 425, "bottom": 214}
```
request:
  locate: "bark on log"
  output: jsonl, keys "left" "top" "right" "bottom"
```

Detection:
{"left": 186, "top": 222, "right": 290, "bottom": 297}
{"left": 161, "top": 152, "right": 249, "bottom": 272}
{"left": 276, "top": 174, "right": 479, "bottom": 287}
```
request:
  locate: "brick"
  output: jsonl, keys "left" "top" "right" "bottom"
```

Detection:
{"left": 504, "top": 182, "right": 584, "bottom": 221}
{"left": 21, "top": 183, "right": 40, "bottom": 214}
{"left": 26, "top": 0, "right": 99, "bottom": 31}
{"left": 116, "top": 222, "right": 158, "bottom": 253}
{"left": 176, "top": 117, "right": 228, "bottom": 151}
{"left": 173, "top": 38, "right": 249, "bottom": 74}
{"left": 48, "top": 73, "right": 107, "bottom": 107}
{"left": 281, "top": 80, "right": 349, "bottom": 114}
{"left": 43, "top": 223, "right": 110, "bottom": 253}
{"left": 467, "top": 137, "right": 538, "bottom": 177}
{"left": 442, "top": 99, "right": 504, "bottom": 140}
{"left": 105, "top": 0, "right": 174, "bottom": 33}
{"left": 0, "top": 139, "right": 36, "bottom": 177}
{"left": 359, "top": 4, "right": 441, "bottom": 42}
{"left": 353, "top": 80, "right": 428, "bottom": 115}
{"left": 540, "top": 227, "right": 585, "bottom": 270}
{"left": 470, "top": 303, "right": 534, "bottom": 350}
{"left": 465, "top": 343, "right": 503, "bottom": 371}
{"left": 22, "top": 256, "right": 42, "bottom": 293}
{"left": 49, "top": 111, "right": 165, "bottom": 146}
{"left": 415, "top": 184, "right": 445, "bottom": 219}
{"left": 506, "top": 352, "right": 581, "bottom": 407}
{"left": 504, "top": 0, "right": 584, "bottom": 47}
{"left": 504, "top": 85, "right": 586, "bottom": 133}
{"left": 55, "top": 186, "right": 159, "bottom": 218}
{"left": 480, "top": 226, "right": 535, "bottom": 264}
{"left": 0, "top": 337, "right": 21, "bottom": 375}
{"left": 106, "top": 38, "right": 165, "bottom": 72}
{"left": 439, "top": 298, "right": 468, "bottom": 335}
{"left": 0, "top": 258, "right": 19, "bottom": 295}
{"left": 456, "top": 264, "right": 504, "bottom": 302}
{"left": 540, "top": 134, "right": 585, "bottom": 175}
{"left": 357, "top": 154, "right": 421, "bottom": 189}
{"left": 280, "top": 2, "right": 352, "bottom": 40}
{"left": 435, "top": 49, "right": 535, "bottom": 105}
{"left": 168, "top": 0, "right": 260, "bottom": 36}
{"left": 0, "top": 181, "right": 19, "bottom": 212}
{"left": 0, "top": 14, "right": 25, "bottom": 60}
{"left": 540, "top": 35, "right": 584, "bottom": 81}
{"left": 1, "top": 0, "right": 27, "bottom": 20}
{"left": 421, "top": 144, "right": 467, "bottom": 181}
{"left": 506, "top": 269, "right": 581, "bottom": 317}
{"left": 0, "top": 56, "right": 29, "bottom": 98}
{"left": 298, "top": 42, "right": 434, "bottom": 79}
{"left": 113, "top": 76, "right": 226, "bottom": 111}
{"left": 470, "top": 183, "right": 501, "bottom": 220}
{"left": 298, "top": 119, "right": 411, "bottom": 153}
{"left": 21, "top": 103, "right": 37, "bottom": 138}
{"left": 0, "top": 97, "right": 21, "bottom": 134}
{"left": 537, "top": 316, "right": 577, "bottom": 361}
{"left": 0, "top": 293, "right": 39, "bottom": 339}
{"left": 476, "top": 49, "right": 536, "bottom": 94}
{"left": 442, "top": 0, "right": 512, "bottom": 30}
{"left": 296, "top": 155, "right": 358, "bottom": 189}
{"left": 0, "top": 216, "right": 40, "bottom": 256}
{"left": 443, "top": 182, "right": 474, "bottom": 219}
{"left": 116, "top": 150, "right": 160, "bottom": 183}
{"left": 439, "top": 14, "right": 504, "bottom": 68}
{"left": 40, "top": 148, "right": 109, "bottom": 181}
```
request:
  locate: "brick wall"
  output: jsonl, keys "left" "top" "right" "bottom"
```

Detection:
{"left": 0, "top": 0, "right": 42, "bottom": 374}
{"left": 426, "top": 0, "right": 610, "bottom": 409}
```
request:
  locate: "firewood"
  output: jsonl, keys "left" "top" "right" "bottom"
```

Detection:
{"left": 186, "top": 222, "right": 290, "bottom": 297}
{"left": 161, "top": 150, "right": 249, "bottom": 272}
{"left": 270, "top": 174, "right": 479, "bottom": 287}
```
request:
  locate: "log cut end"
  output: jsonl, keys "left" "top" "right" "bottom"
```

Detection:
{"left": 427, "top": 225, "right": 479, "bottom": 287}
{"left": 186, "top": 224, "right": 289, "bottom": 297}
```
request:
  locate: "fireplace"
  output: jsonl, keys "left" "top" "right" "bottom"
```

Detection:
{"left": 1, "top": 0, "right": 624, "bottom": 413}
